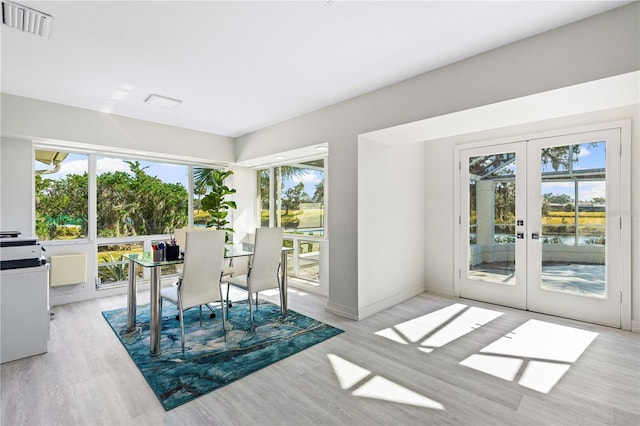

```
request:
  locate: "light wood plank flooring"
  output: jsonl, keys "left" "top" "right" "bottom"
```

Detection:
{"left": 2, "top": 286, "right": 639, "bottom": 425}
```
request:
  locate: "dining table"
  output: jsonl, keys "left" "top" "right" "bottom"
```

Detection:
{"left": 122, "top": 245, "right": 291, "bottom": 356}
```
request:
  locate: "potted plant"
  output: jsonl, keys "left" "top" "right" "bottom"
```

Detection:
{"left": 200, "top": 169, "right": 237, "bottom": 243}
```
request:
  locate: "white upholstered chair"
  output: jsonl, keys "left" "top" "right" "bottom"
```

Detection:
{"left": 226, "top": 227, "right": 284, "bottom": 330}
{"left": 160, "top": 229, "right": 227, "bottom": 352}
{"left": 174, "top": 227, "right": 235, "bottom": 277}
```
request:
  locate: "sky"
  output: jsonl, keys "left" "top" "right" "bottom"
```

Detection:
{"left": 282, "top": 170, "right": 324, "bottom": 196}
{"left": 542, "top": 142, "right": 606, "bottom": 201}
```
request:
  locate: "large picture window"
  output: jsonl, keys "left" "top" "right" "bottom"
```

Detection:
{"left": 96, "top": 156, "right": 189, "bottom": 237}
{"left": 35, "top": 147, "right": 218, "bottom": 288}
{"left": 258, "top": 159, "right": 325, "bottom": 236}
{"left": 35, "top": 150, "right": 88, "bottom": 241}
{"left": 258, "top": 158, "right": 326, "bottom": 284}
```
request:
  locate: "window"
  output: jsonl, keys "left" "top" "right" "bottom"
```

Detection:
{"left": 258, "top": 159, "right": 325, "bottom": 236}
{"left": 259, "top": 168, "right": 271, "bottom": 227}
{"left": 94, "top": 157, "right": 191, "bottom": 287}
{"left": 97, "top": 242, "right": 143, "bottom": 284}
{"left": 193, "top": 167, "right": 222, "bottom": 227}
{"left": 258, "top": 158, "right": 326, "bottom": 284}
{"left": 35, "top": 150, "right": 88, "bottom": 241}
{"left": 35, "top": 146, "right": 219, "bottom": 288}
{"left": 96, "top": 156, "right": 189, "bottom": 237}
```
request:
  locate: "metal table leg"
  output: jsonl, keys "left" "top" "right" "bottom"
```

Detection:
{"left": 149, "top": 266, "right": 162, "bottom": 356}
{"left": 122, "top": 258, "right": 140, "bottom": 335}
{"left": 280, "top": 250, "right": 288, "bottom": 314}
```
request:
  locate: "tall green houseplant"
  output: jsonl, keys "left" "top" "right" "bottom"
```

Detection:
{"left": 200, "top": 169, "right": 237, "bottom": 243}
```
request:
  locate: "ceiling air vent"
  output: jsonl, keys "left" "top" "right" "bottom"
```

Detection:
{"left": 2, "top": 1, "right": 52, "bottom": 38}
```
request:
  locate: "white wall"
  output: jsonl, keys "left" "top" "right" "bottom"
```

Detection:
{"left": 1, "top": 94, "right": 235, "bottom": 164}
{"left": 229, "top": 165, "right": 257, "bottom": 244}
{"left": 236, "top": 3, "right": 639, "bottom": 319}
{"left": 423, "top": 140, "right": 457, "bottom": 296}
{"left": 0, "top": 138, "right": 33, "bottom": 236}
{"left": 354, "top": 137, "right": 425, "bottom": 319}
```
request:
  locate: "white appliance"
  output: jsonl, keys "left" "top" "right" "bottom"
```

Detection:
{"left": 0, "top": 232, "right": 49, "bottom": 364}
{"left": 1, "top": 264, "right": 50, "bottom": 363}
{"left": 0, "top": 235, "right": 44, "bottom": 269}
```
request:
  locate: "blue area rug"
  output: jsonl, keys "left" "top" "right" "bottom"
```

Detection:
{"left": 102, "top": 300, "right": 343, "bottom": 410}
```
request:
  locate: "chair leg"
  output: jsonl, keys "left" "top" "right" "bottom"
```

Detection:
{"left": 248, "top": 291, "right": 254, "bottom": 332}
{"left": 179, "top": 307, "right": 186, "bottom": 353}
{"left": 219, "top": 298, "right": 227, "bottom": 342}
{"left": 205, "top": 303, "right": 216, "bottom": 318}
{"left": 199, "top": 305, "right": 203, "bottom": 327}
{"left": 177, "top": 294, "right": 186, "bottom": 353}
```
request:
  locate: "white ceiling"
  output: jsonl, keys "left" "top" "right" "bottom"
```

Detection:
{"left": 1, "top": 1, "right": 630, "bottom": 138}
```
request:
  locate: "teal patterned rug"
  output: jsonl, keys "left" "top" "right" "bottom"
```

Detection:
{"left": 102, "top": 300, "right": 343, "bottom": 410}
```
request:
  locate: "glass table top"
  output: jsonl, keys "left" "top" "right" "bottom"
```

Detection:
{"left": 122, "top": 245, "right": 255, "bottom": 268}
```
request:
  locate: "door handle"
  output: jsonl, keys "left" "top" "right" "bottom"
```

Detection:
{"left": 531, "top": 233, "right": 539, "bottom": 240}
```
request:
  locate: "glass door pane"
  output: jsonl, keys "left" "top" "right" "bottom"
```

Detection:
{"left": 539, "top": 141, "right": 606, "bottom": 297}
{"left": 460, "top": 142, "right": 527, "bottom": 310}
{"left": 527, "top": 128, "right": 622, "bottom": 328}
{"left": 468, "top": 152, "right": 517, "bottom": 285}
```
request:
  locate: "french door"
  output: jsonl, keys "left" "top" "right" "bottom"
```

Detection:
{"left": 459, "top": 128, "right": 623, "bottom": 328}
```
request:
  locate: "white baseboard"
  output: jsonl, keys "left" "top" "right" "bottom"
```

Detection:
{"left": 324, "top": 300, "right": 359, "bottom": 320}
{"left": 326, "top": 284, "right": 426, "bottom": 321}
{"left": 288, "top": 278, "right": 328, "bottom": 297}
{"left": 632, "top": 320, "right": 640, "bottom": 334}
{"left": 48, "top": 278, "right": 172, "bottom": 307}
{"left": 50, "top": 282, "right": 143, "bottom": 307}
{"left": 424, "top": 285, "right": 456, "bottom": 298}
{"left": 356, "top": 285, "right": 426, "bottom": 320}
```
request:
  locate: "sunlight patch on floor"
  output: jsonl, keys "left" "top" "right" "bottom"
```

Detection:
{"left": 328, "top": 354, "right": 371, "bottom": 389}
{"left": 519, "top": 360, "right": 572, "bottom": 393}
{"left": 480, "top": 319, "right": 597, "bottom": 362}
{"left": 328, "top": 354, "right": 444, "bottom": 410}
{"left": 286, "top": 287, "right": 309, "bottom": 296}
{"left": 460, "top": 354, "right": 523, "bottom": 381}
{"left": 460, "top": 319, "right": 597, "bottom": 393}
{"left": 353, "top": 376, "right": 445, "bottom": 410}
{"left": 375, "top": 303, "right": 503, "bottom": 351}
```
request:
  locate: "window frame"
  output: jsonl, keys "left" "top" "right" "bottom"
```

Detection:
{"left": 34, "top": 144, "right": 224, "bottom": 287}
{"left": 257, "top": 157, "right": 327, "bottom": 237}
{"left": 34, "top": 149, "right": 90, "bottom": 242}
{"left": 256, "top": 155, "right": 328, "bottom": 284}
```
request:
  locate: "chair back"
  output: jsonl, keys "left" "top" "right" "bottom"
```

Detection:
{"left": 174, "top": 227, "right": 218, "bottom": 250}
{"left": 173, "top": 228, "right": 187, "bottom": 250}
{"left": 249, "top": 227, "right": 284, "bottom": 292}
{"left": 180, "top": 229, "right": 225, "bottom": 310}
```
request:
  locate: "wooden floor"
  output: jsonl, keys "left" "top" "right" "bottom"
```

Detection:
{"left": 2, "top": 286, "right": 639, "bottom": 425}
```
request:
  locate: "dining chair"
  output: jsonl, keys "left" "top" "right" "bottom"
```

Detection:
{"left": 173, "top": 227, "right": 234, "bottom": 317}
{"left": 174, "top": 227, "right": 235, "bottom": 278}
{"left": 160, "top": 229, "right": 227, "bottom": 352}
{"left": 226, "top": 227, "right": 285, "bottom": 331}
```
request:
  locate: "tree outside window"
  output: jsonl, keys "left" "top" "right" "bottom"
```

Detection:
{"left": 96, "top": 159, "right": 188, "bottom": 237}
{"left": 35, "top": 151, "right": 88, "bottom": 241}
{"left": 258, "top": 159, "right": 325, "bottom": 236}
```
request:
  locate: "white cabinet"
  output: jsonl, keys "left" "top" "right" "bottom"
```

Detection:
{"left": 1, "top": 264, "right": 49, "bottom": 363}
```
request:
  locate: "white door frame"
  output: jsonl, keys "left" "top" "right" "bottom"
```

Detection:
{"left": 459, "top": 141, "right": 528, "bottom": 310}
{"left": 454, "top": 120, "right": 631, "bottom": 330}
